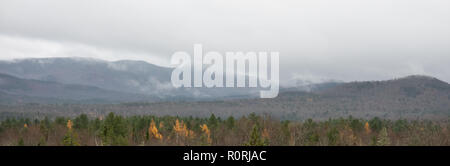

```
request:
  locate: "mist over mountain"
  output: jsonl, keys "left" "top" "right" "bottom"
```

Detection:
{"left": 0, "top": 73, "right": 158, "bottom": 104}
{"left": 0, "top": 57, "right": 172, "bottom": 95}
{"left": 0, "top": 66, "right": 448, "bottom": 120}
{"left": 95, "top": 75, "right": 446, "bottom": 120}
{"left": 0, "top": 57, "right": 449, "bottom": 120}
{"left": 0, "top": 57, "right": 263, "bottom": 100}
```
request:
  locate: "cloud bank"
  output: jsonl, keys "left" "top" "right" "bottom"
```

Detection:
{"left": 1, "top": 0, "right": 449, "bottom": 83}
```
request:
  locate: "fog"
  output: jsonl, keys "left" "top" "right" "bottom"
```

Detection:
{"left": 1, "top": 0, "right": 449, "bottom": 83}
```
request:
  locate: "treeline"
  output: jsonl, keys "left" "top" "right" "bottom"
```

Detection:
{"left": 0, "top": 113, "right": 448, "bottom": 146}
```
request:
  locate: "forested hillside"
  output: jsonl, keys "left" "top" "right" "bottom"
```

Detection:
{"left": 0, "top": 113, "right": 448, "bottom": 146}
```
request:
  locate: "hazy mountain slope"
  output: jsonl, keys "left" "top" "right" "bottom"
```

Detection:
{"left": 101, "top": 75, "right": 450, "bottom": 120}
{"left": 1, "top": 58, "right": 448, "bottom": 120}
{"left": 2, "top": 75, "right": 448, "bottom": 120}
{"left": 0, "top": 58, "right": 260, "bottom": 99}
{"left": 0, "top": 58, "right": 173, "bottom": 95}
{"left": 0, "top": 73, "right": 157, "bottom": 104}
{"left": 316, "top": 75, "right": 450, "bottom": 97}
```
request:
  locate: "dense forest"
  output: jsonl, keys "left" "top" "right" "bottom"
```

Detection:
{"left": 0, "top": 113, "right": 448, "bottom": 146}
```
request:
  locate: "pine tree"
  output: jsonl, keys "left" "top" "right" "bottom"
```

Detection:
{"left": 100, "top": 113, "right": 128, "bottom": 146}
{"left": 245, "top": 125, "right": 266, "bottom": 146}
{"left": 208, "top": 114, "right": 218, "bottom": 129}
{"left": 225, "top": 116, "right": 235, "bottom": 130}
{"left": 62, "top": 120, "right": 80, "bottom": 146}
{"left": 74, "top": 114, "right": 89, "bottom": 129}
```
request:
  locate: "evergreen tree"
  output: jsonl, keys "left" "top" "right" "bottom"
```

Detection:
{"left": 62, "top": 120, "right": 79, "bottom": 146}
{"left": 245, "top": 125, "right": 266, "bottom": 146}
{"left": 74, "top": 114, "right": 89, "bottom": 129}
{"left": 225, "top": 116, "right": 235, "bottom": 129}
{"left": 208, "top": 114, "right": 218, "bottom": 130}
{"left": 62, "top": 130, "right": 80, "bottom": 146}
{"left": 100, "top": 112, "right": 128, "bottom": 146}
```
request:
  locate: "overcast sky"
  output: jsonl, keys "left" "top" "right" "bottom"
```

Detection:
{"left": 0, "top": 0, "right": 449, "bottom": 84}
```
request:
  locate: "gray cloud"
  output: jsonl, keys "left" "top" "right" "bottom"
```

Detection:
{"left": 0, "top": 0, "right": 449, "bottom": 83}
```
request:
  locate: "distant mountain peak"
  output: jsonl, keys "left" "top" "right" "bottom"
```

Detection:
{"left": 392, "top": 75, "right": 449, "bottom": 88}
{"left": 0, "top": 57, "right": 258, "bottom": 99}
{"left": 10, "top": 57, "right": 104, "bottom": 63}
{"left": 397, "top": 75, "right": 440, "bottom": 81}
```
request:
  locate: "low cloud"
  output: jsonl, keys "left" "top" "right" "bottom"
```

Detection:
{"left": 1, "top": 0, "right": 449, "bottom": 83}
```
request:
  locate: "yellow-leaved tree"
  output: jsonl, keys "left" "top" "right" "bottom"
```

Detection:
{"left": 62, "top": 120, "right": 79, "bottom": 146}
{"left": 200, "top": 124, "right": 212, "bottom": 145}
{"left": 149, "top": 119, "right": 163, "bottom": 141}
{"left": 365, "top": 122, "right": 371, "bottom": 134}
{"left": 173, "top": 119, "right": 195, "bottom": 145}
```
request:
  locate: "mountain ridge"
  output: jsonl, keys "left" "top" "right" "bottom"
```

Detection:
{"left": 0, "top": 57, "right": 260, "bottom": 99}
{"left": 0, "top": 67, "right": 448, "bottom": 120}
{"left": 0, "top": 72, "right": 159, "bottom": 104}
